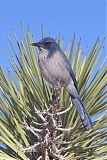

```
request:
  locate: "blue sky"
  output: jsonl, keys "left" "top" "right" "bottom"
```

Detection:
{"left": 0, "top": 0, "right": 106, "bottom": 72}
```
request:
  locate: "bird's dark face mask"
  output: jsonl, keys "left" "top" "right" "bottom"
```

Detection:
{"left": 31, "top": 38, "right": 60, "bottom": 53}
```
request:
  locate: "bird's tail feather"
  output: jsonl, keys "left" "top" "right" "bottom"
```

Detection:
{"left": 71, "top": 95, "right": 93, "bottom": 130}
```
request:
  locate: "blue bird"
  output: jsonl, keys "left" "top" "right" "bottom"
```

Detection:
{"left": 31, "top": 37, "right": 93, "bottom": 130}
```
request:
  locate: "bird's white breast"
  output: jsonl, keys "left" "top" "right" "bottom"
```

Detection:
{"left": 38, "top": 51, "right": 71, "bottom": 86}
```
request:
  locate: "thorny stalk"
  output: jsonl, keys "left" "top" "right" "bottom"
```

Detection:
{"left": 23, "top": 83, "right": 75, "bottom": 160}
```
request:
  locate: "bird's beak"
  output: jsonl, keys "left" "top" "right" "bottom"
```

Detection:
{"left": 31, "top": 42, "right": 42, "bottom": 47}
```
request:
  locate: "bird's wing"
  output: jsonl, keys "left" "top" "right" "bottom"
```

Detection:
{"left": 61, "top": 52, "right": 78, "bottom": 89}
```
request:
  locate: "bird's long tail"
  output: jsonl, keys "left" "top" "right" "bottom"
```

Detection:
{"left": 71, "top": 94, "right": 93, "bottom": 130}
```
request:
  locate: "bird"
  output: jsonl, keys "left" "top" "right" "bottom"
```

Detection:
{"left": 31, "top": 37, "right": 93, "bottom": 130}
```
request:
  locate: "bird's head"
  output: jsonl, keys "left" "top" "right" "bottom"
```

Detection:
{"left": 31, "top": 37, "right": 60, "bottom": 53}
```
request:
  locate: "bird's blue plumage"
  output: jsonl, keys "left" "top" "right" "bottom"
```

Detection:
{"left": 61, "top": 52, "right": 78, "bottom": 89}
{"left": 31, "top": 37, "right": 93, "bottom": 130}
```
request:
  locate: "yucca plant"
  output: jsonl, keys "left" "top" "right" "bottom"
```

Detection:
{"left": 0, "top": 25, "right": 107, "bottom": 160}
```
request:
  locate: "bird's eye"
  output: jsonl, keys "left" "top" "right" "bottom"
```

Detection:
{"left": 46, "top": 42, "right": 51, "bottom": 46}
